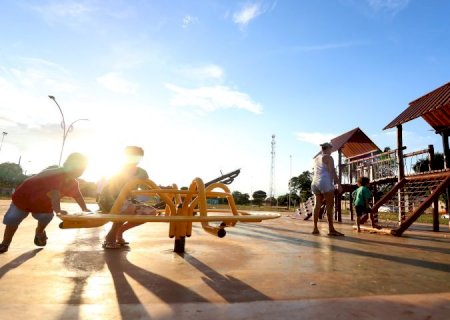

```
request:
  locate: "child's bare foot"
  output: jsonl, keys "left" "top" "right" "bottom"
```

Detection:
{"left": 312, "top": 228, "right": 320, "bottom": 235}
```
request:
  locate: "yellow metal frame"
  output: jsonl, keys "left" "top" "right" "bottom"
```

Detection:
{"left": 59, "top": 177, "right": 281, "bottom": 242}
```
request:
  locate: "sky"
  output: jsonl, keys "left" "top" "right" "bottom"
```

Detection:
{"left": 0, "top": 0, "right": 449, "bottom": 197}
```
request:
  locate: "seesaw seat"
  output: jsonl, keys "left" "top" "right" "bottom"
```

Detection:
{"left": 59, "top": 211, "right": 280, "bottom": 228}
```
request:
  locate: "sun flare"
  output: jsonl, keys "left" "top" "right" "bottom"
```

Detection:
{"left": 81, "top": 148, "right": 124, "bottom": 183}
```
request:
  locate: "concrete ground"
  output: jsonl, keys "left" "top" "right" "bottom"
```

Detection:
{"left": 0, "top": 200, "right": 449, "bottom": 320}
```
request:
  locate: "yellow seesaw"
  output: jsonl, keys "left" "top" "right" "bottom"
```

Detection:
{"left": 58, "top": 177, "right": 281, "bottom": 252}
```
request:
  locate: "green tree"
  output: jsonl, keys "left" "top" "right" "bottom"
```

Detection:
{"left": 232, "top": 191, "right": 250, "bottom": 205}
{"left": 289, "top": 170, "right": 312, "bottom": 202}
{"left": 277, "top": 194, "right": 287, "bottom": 206}
{"left": 0, "top": 162, "right": 27, "bottom": 188}
{"left": 413, "top": 152, "right": 444, "bottom": 172}
{"left": 252, "top": 190, "right": 267, "bottom": 206}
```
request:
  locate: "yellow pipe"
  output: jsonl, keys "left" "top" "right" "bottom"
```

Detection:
{"left": 110, "top": 178, "right": 177, "bottom": 215}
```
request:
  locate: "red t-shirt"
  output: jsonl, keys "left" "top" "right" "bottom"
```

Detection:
{"left": 12, "top": 169, "right": 82, "bottom": 213}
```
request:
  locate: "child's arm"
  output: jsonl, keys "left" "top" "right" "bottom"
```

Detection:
{"left": 49, "top": 190, "right": 68, "bottom": 215}
{"left": 73, "top": 195, "right": 90, "bottom": 212}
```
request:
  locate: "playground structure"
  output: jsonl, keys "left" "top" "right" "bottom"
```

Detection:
{"left": 59, "top": 169, "right": 280, "bottom": 253}
{"left": 320, "top": 82, "right": 450, "bottom": 236}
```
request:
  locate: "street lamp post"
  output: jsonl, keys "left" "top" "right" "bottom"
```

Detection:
{"left": 48, "top": 96, "right": 88, "bottom": 166}
{"left": 0, "top": 131, "right": 8, "bottom": 155}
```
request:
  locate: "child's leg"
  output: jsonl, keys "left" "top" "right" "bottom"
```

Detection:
{"left": 104, "top": 222, "right": 125, "bottom": 244}
{"left": 1, "top": 225, "right": 19, "bottom": 245}
{"left": 370, "top": 212, "right": 381, "bottom": 229}
{"left": 1, "top": 204, "right": 29, "bottom": 245}
{"left": 36, "top": 221, "right": 50, "bottom": 234}
{"left": 312, "top": 194, "right": 324, "bottom": 234}
{"left": 116, "top": 203, "right": 154, "bottom": 243}
{"left": 116, "top": 222, "right": 145, "bottom": 242}
{"left": 32, "top": 214, "right": 53, "bottom": 246}
{"left": 356, "top": 216, "right": 361, "bottom": 232}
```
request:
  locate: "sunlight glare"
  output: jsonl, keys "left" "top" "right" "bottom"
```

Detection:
{"left": 82, "top": 146, "right": 123, "bottom": 183}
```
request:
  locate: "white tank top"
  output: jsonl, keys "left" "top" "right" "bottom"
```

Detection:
{"left": 312, "top": 155, "right": 334, "bottom": 193}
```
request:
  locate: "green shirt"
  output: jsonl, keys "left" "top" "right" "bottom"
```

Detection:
{"left": 352, "top": 186, "right": 372, "bottom": 207}
{"left": 98, "top": 166, "right": 148, "bottom": 212}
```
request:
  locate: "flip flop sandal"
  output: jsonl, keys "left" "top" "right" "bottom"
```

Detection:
{"left": 34, "top": 232, "right": 48, "bottom": 246}
{"left": 102, "top": 241, "right": 121, "bottom": 249}
{"left": 116, "top": 239, "right": 129, "bottom": 246}
{"left": 328, "top": 231, "right": 344, "bottom": 236}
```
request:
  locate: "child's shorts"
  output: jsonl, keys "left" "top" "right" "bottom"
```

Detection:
{"left": 3, "top": 203, "right": 54, "bottom": 226}
{"left": 120, "top": 199, "right": 157, "bottom": 215}
{"left": 355, "top": 205, "right": 368, "bottom": 217}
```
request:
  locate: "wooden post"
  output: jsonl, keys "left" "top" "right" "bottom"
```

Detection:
{"left": 428, "top": 144, "right": 439, "bottom": 232}
{"left": 397, "top": 125, "right": 405, "bottom": 225}
{"left": 337, "top": 149, "right": 342, "bottom": 222}
{"left": 349, "top": 163, "right": 354, "bottom": 221}
{"left": 442, "top": 131, "right": 450, "bottom": 230}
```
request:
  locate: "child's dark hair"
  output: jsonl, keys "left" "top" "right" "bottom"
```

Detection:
{"left": 357, "top": 176, "right": 370, "bottom": 186}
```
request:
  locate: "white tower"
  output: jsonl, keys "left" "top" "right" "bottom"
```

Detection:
{"left": 269, "top": 134, "right": 276, "bottom": 204}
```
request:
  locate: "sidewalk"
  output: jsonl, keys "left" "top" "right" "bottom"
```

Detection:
{"left": 1, "top": 200, "right": 449, "bottom": 319}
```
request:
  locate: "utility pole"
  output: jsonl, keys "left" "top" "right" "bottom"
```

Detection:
{"left": 269, "top": 134, "right": 276, "bottom": 206}
{"left": 288, "top": 154, "right": 292, "bottom": 210}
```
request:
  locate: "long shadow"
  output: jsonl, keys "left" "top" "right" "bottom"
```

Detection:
{"left": 341, "top": 235, "right": 450, "bottom": 255}
{"left": 0, "top": 248, "right": 43, "bottom": 279}
{"left": 224, "top": 224, "right": 450, "bottom": 273}
{"left": 403, "top": 233, "right": 450, "bottom": 244}
{"left": 58, "top": 228, "right": 113, "bottom": 320}
{"left": 183, "top": 253, "right": 272, "bottom": 302}
{"left": 104, "top": 250, "right": 211, "bottom": 304}
{"left": 103, "top": 249, "right": 153, "bottom": 319}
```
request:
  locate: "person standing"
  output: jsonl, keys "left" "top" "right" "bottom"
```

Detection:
{"left": 310, "top": 142, "right": 344, "bottom": 236}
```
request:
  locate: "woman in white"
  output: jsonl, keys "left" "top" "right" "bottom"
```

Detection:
{"left": 311, "top": 142, "right": 344, "bottom": 236}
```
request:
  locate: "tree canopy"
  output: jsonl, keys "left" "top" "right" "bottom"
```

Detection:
{"left": 0, "top": 162, "right": 27, "bottom": 188}
{"left": 289, "top": 170, "right": 312, "bottom": 202}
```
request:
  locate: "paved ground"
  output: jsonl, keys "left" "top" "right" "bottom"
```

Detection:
{"left": 0, "top": 200, "right": 449, "bottom": 319}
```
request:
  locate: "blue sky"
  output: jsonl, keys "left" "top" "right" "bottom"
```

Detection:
{"left": 0, "top": 0, "right": 449, "bottom": 197}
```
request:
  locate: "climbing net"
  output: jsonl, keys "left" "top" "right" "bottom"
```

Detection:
{"left": 375, "top": 172, "right": 448, "bottom": 229}
{"left": 341, "top": 147, "right": 433, "bottom": 184}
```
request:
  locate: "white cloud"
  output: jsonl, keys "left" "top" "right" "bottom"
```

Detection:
{"left": 96, "top": 72, "right": 138, "bottom": 94}
{"left": 29, "top": 1, "right": 94, "bottom": 23}
{"left": 165, "top": 83, "right": 262, "bottom": 114}
{"left": 233, "top": 3, "right": 264, "bottom": 27}
{"left": 367, "top": 0, "right": 410, "bottom": 13}
{"left": 182, "top": 15, "right": 198, "bottom": 29}
{"left": 178, "top": 64, "right": 224, "bottom": 80}
{"left": 295, "top": 132, "right": 336, "bottom": 146}
{"left": 2, "top": 58, "right": 76, "bottom": 93}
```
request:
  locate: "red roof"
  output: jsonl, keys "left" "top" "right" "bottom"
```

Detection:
{"left": 384, "top": 82, "right": 450, "bottom": 132}
{"left": 324, "top": 127, "right": 380, "bottom": 160}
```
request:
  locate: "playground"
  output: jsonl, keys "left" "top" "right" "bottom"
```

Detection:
{"left": 1, "top": 82, "right": 450, "bottom": 319}
{"left": 0, "top": 200, "right": 448, "bottom": 319}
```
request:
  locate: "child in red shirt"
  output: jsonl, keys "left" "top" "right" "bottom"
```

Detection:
{"left": 0, "top": 153, "right": 91, "bottom": 253}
